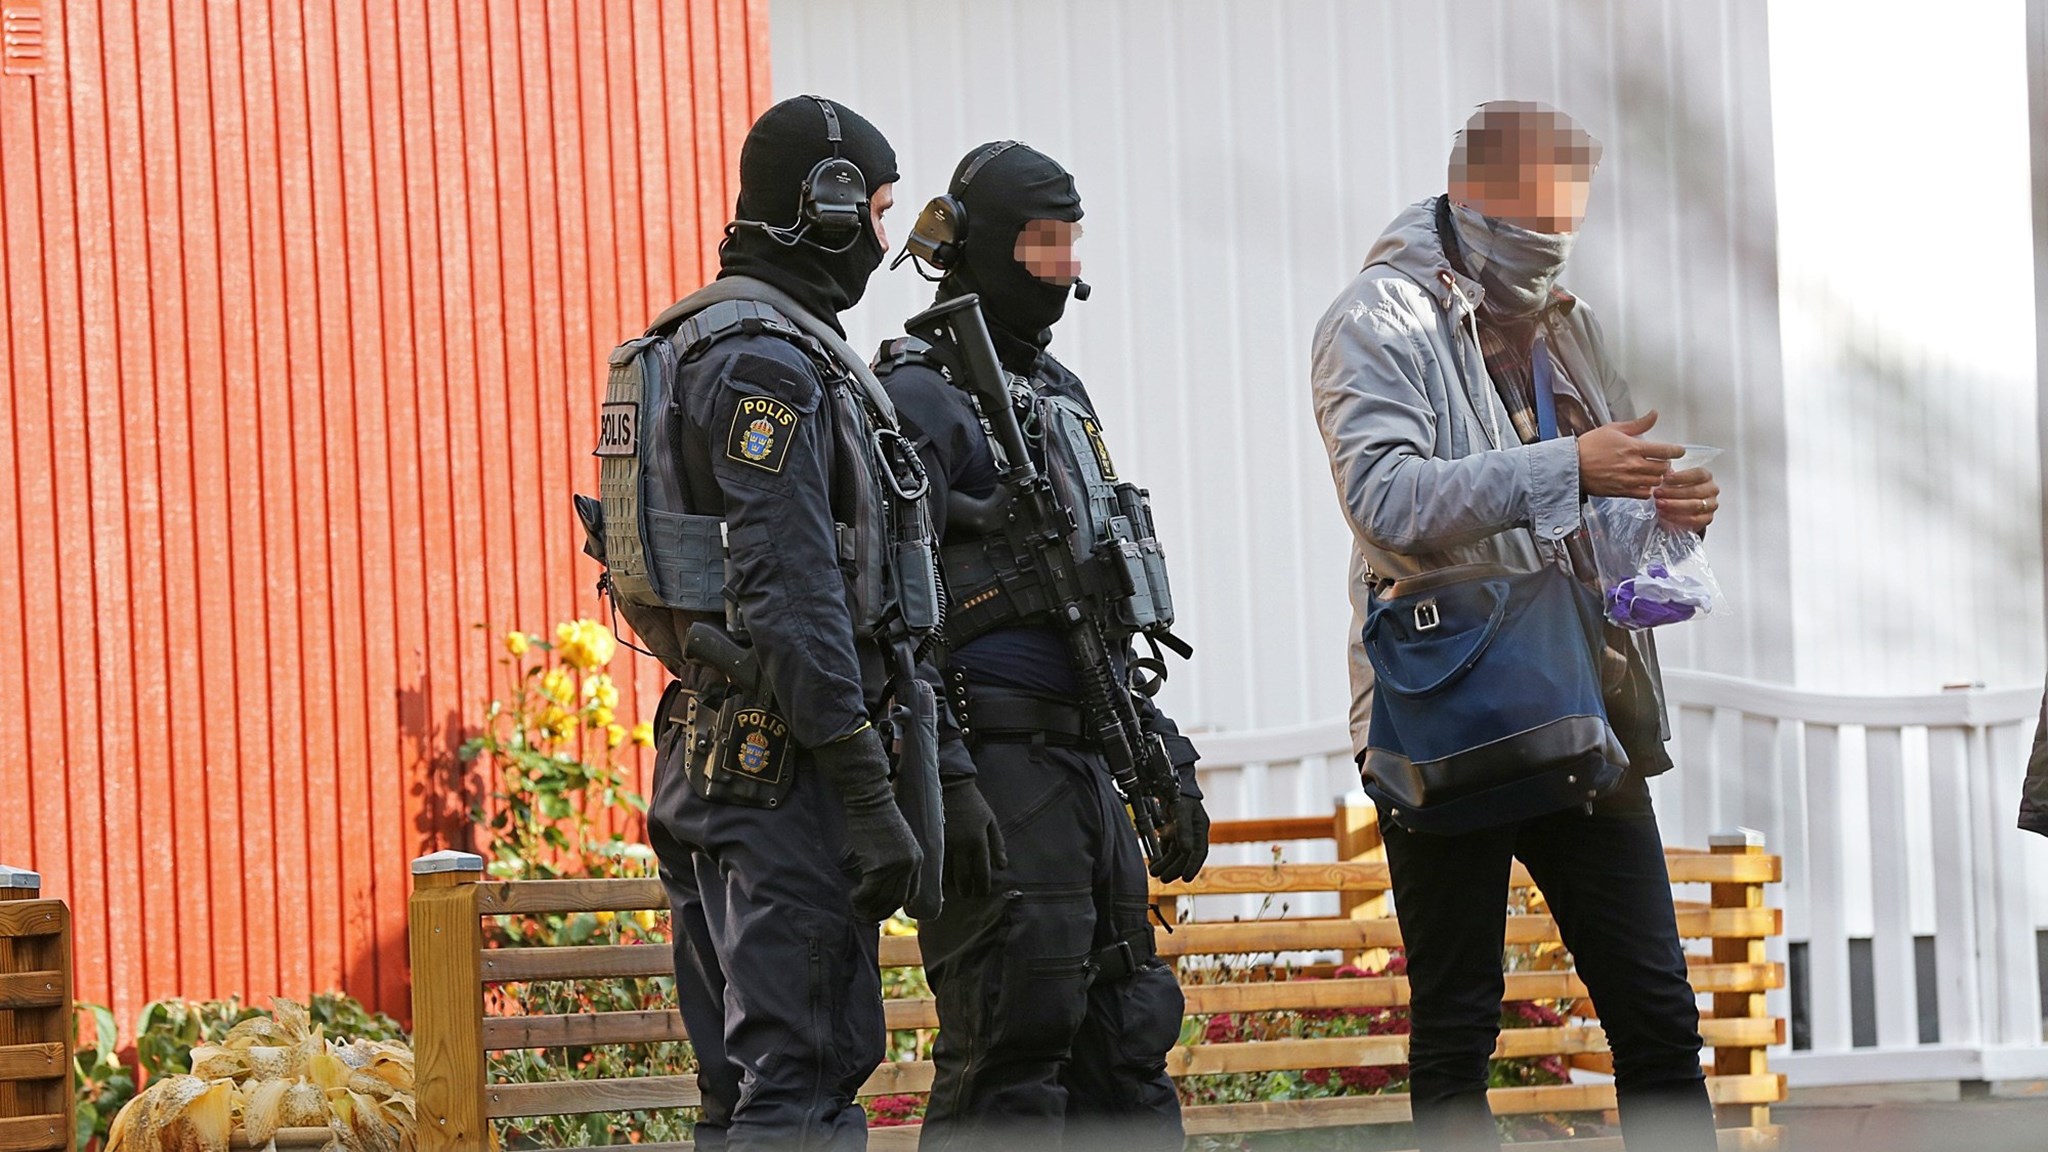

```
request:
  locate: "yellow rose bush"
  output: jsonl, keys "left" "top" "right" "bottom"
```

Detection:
{"left": 462, "top": 617, "right": 650, "bottom": 883}
{"left": 460, "top": 619, "right": 682, "bottom": 1146}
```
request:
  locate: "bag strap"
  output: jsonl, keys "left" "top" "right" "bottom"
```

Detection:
{"left": 1532, "top": 331, "right": 1560, "bottom": 442}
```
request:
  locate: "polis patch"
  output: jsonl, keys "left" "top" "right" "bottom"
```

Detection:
{"left": 594, "top": 401, "right": 638, "bottom": 458}
{"left": 724, "top": 707, "right": 791, "bottom": 784}
{"left": 726, "top": 395, "right": 798, "bottom": 473}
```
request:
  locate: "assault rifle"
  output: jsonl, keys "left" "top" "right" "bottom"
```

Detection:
{"left": 904, "top": 293, "right": 1179, "bottom": 865}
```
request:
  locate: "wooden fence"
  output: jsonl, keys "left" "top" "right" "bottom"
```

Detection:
{"left": 408, "top": 809, "right": 1785, "bottom": 1150}
{"left": 0, "top": 867, "right": 73, "bottom": 1152}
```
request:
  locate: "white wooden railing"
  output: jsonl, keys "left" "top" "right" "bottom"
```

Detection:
{"left": 1191, "top": 672, "right": 2048, "bottom": 1088}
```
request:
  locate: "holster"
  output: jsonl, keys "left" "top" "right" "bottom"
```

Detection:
{"left": 678, "top": 675, "right": 798, "bottom": 812}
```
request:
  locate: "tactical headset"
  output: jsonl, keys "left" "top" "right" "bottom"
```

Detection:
{"left": 734, "top": 95, "right": 869, "bottom": 250}
{"left": 899, "top": 140, "right": 1022, "bottom": 271}
{"left": 897, "top": 140, "right": 1091, "bottom": 299}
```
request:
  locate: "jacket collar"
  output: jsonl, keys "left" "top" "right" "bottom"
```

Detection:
{"left": 1365, "top": 196, "right": 1579, "bottom": 323}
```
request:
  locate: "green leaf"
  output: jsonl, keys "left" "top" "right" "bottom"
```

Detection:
{"left": 74, "top": 1103, "right": 97, "bottom": 1152}
{"left": 86, "top": 1003, "right": 118, "bottom": 1065}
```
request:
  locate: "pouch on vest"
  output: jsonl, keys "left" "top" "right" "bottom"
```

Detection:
{"left": 1036, "top": 394, "right": 1176, "bottom": 635}
{"left": 595, "top": 334, "right": 728, "bottom": 613}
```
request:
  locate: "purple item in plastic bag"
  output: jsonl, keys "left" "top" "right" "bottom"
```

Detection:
{"left": 1604, "top": 563, "right": 1714, "bottom": 628}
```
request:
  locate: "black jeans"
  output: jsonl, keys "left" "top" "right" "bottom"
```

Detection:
{"left": 917, "top": 740, "right": 1185, "bottom": 1152}
{"left": 1380, "top": 775, "right": 1717, "bottom": 1152}
{"left": 649, "top": 742, "right": 882, "bottom": 1151}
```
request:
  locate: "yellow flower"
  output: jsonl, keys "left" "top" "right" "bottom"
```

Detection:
{"left": 881, "top": 915, "right": 919, "bottom": 937}
{"left": 539, "top": 668, "right": 576, "bottom": 706}
{"left": 631, "top": 721, "right": 655, "bottom": 747}
{"left": 555, "top": 619, "right": 617, "bottom": 671}
{"left": 590, "top": 705, "right": 615, "bottom": 728}
{"left": 606, "top": 723, "right": 627, "bottom": 748}
{"left": 537, "top": 705, "right": 578, "bottom": 741}
{"left": 594, "top": 911, "right": 616, "bottom": 926}
{"left": 583, "top": 673, "right": 620, "bottom": 710}
{"left": 635, "top": 909, "right": 659, "bottom": 931}
{"left": 504, "top": 630, "right": 531, "bottom": 657}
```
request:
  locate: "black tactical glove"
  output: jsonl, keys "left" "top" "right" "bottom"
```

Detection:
{"left": 940, "top": 774, "right": 1008, "bottom": 897}
{"left": 1149, "top": 793, "right": 1211, "bottom": 883}
{"left": 813, "top": 726, "right": 923, "bottom": 921}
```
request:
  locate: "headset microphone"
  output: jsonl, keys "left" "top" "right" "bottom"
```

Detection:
{"left": 1073, "top": 278, "right": 1092, "bottom": 302}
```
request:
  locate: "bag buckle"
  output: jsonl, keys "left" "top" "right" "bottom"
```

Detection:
{"left": 1413, "top": 599, "right": 1441, "bottom": 631}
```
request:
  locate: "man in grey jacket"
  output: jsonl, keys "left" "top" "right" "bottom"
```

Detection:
{"left": 1310, "top": 102, "right": 1722, "bottom": 1150}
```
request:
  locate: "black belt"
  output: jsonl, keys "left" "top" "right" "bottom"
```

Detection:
{"left": 955, "top": 684, "right": 1095, "bottom": 748}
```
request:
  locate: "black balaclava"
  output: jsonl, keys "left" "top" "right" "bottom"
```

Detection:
{"left": 718, "top": 95, "right": 900, "bottom": 333}
{"left": 935, "top": 142, "right": 1083, "bottom": 372}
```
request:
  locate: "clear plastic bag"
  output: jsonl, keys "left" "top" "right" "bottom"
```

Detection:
{"left": 1584, "top": 445, "right": 1727, "bottom": 630}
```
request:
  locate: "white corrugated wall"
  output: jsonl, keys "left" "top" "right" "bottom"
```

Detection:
{"left": 774, "top": 0, "right": 1793, "bottom": 759}
{"left": 1770, "top": 0, "right": 2046, "bottom": 694}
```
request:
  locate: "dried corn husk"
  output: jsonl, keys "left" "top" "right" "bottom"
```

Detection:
{"left": 108, "top": 1076, "right": 235, "bottom": 1152}
{"left": 277, "top": 1081, "right": 330, "bottom": 1129}
{"left": 188, "top": 1046, "right": 246, "bottom": 1082}
{"left": 238, "top": 1079, "right": 292, "bottom": 1146}
{"left": 329, "top": 1090, "right": 402, "bottom": 1152}
{"left": 304, "top": 1053, "right": 352, "bottom": 1094}
{"left": 221, "top": 1017, "right": 292, "bottom": 1049}
{"left": 108, "top": 1000, "right": 416, "bottom": 1152}
{"left": 163, "top": 1080, "right": 235, "bottom": 1152}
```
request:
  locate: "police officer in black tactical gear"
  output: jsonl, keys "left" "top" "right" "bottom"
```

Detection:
{"left": 579, "top": 95, "right": 949, "bottom": 1151}
{"left": 874, "top": 141, "right": 1211, "bottom": 1151}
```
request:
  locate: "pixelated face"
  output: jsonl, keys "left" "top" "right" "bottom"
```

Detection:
{"left": 1014, "top": 218, "right": 1083, "bottom": 285}
{"left": 1449, "top": 107, "right": 1597, "bottom": 233}
{"left": 869, "top": 182, "right": 895, "bottom": 252}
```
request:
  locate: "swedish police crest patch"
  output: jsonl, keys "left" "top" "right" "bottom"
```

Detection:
{"left": 722, "top": 707, "right": 790, "bottom": 783}
{"left": 727, "top": 396, "right": 797, "bottom": 473}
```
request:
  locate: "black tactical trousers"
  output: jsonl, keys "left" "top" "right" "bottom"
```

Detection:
{"left": 917, "top": 740, "right": 1185, "bottom": 1152}
{"left": 648, "top": 745, "right": 883, "bottom": 1152}
{"left": 1379, "top": 775, "right": 1717, "bottom": 1152}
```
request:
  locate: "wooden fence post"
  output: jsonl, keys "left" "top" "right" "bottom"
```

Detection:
{"left": 1708, "top": 830, "right": 1774, "bottom": 1132}
{"left": 411, "top": 852, "right": 487, "bottom": 1152}
{"left": 0, "top": 865, "right": 71, "bottom": 1152}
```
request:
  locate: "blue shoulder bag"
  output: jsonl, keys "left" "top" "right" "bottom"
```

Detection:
{"left": 1360, "top": 334, "right": 1627, "bottom": 833}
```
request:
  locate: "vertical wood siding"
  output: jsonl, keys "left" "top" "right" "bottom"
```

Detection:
{"left": 776, "top": 0, "right": 1791, "bottom": 746}
{"left": 0, "top": 0, "right": 769, "bottom": 1027}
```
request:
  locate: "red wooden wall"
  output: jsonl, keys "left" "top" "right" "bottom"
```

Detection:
{"left": 0, "top": 0, "right": 769, "bottom": 1028}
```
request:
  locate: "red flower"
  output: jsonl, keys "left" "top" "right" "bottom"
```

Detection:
{"left": 1304, "top": 1067, "right": 1332, "bottom": 1086}
{"left": 1338, "top": 1065, "right": 1396, "bottom": 1091}
{"left": 1204, "top": 1013, "right": 1240, "bottom": 1044}
{"left": 867, "top": 1094, "right": 924, "bottom": 1127}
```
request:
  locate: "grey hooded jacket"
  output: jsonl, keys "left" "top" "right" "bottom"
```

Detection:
{"left": 1311, "top": 197, "right": 1664, "bottom": 757}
